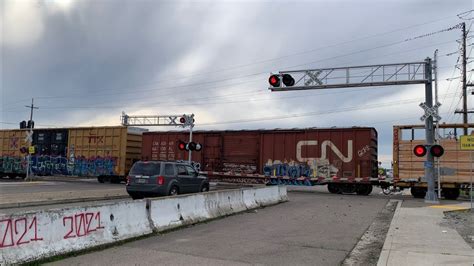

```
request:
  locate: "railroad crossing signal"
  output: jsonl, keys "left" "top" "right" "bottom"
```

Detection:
{"left": 420, "top": 102, "right": 441, "bottom": 121}
{"left": 268, "top": 74, "right": 295, "bottom": 88}
{"left": 269, "top": 75, "right": 280, "bottom": 87}
{"left": 179, "top": 114, "right": 195, "bottom": 127}
{"left": 121, "top": 112, "right": 195, "bottom": 128}
{"left": 178, "top": 141, "right": 202, "bottom": 151}
{"left": 414, "top": 145, "right": 427, "bottom": 157}
{"left": 413, "top": 144, "right": 444, "bottom": 158}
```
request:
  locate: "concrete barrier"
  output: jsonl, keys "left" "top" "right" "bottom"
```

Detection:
{"left": 149, "top": 194, "right": 209, "bottom": 230}
{"left": 149, "top": 186, "right": 287, "bottom": 232}
{"left": 1, "top": 186, "right": 287, "bottom": 265}
{"left": 0, "top": 200, "right": 152, "bottom": 265}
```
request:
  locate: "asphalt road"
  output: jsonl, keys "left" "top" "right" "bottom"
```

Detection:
{"left": 0, "top": 178, "right": 119, "bottom": 195}
{"left": 48, "top": 191, "right": 390, "bottom": 266}
{"left": 0, "top": 178, "right": 126, "bottom": 207}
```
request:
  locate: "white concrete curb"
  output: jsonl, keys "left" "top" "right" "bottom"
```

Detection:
{"left": 376, "top": 199, "right": 403, "bottom": 266}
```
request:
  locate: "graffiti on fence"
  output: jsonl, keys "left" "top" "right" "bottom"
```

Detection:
{"left": 0, "top": 155, "right": 117, "bottom": 176}
{"left": 263, "top": 158, "right": 339, "bottom": 179}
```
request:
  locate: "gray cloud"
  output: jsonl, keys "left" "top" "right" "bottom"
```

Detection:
{"left": 0, "top": 0, "right": 471, "bottom": 167}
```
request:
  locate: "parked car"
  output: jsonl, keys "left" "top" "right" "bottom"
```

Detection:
{"left": 126, "top": 160, "right": 210, "bottom": 199}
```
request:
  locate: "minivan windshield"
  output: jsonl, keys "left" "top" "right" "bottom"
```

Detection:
{"left": 129, "top": 162, "right": 161, "bottom": 176}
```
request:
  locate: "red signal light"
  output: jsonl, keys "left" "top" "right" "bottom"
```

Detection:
{"left": 430, "top": 145, "right": 444, "bottom": 157}
{"left": 269, "top": 75, "right": 280, "bottom": 87}
{"left": 413, "top": 145, "right": 427, "bottom": 157}
{"left": 178, "top": 141, "right": 186, "bottom": 150}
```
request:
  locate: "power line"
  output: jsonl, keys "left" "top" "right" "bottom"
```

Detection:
{"left": 198, "top": 94, "right": 458, "bottom": 126}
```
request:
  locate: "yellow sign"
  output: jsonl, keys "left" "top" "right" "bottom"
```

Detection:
{"left": 28, "top": 146, "right": 35, "bottom": 154}
{"left": 460, "top": 136, "right": 474, "bottom": 150}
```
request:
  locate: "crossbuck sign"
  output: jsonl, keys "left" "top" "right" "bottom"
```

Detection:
{"left": 24, "top": 131, "right": 33, "bottom": 143}
{"left": 420, "top": 102, "right": 441, "bottom": 121}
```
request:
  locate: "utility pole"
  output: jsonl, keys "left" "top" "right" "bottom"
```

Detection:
{"left": 24, "top": 98, "right": 38, "bottom": 181}
{"left": 462, "top": 22, "right": 468, "bottom": 135}
{"left": 455, "top": 22, "right": 469, "bottom": 135}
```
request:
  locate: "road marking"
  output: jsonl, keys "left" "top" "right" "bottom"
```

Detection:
{"left": 428, "top": 205, "right": 469, "bottom": 210}
{"left": 0, "top": 181, "right": 54, "bottom": 186}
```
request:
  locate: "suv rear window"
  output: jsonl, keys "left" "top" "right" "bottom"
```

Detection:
{"left": 129, "top": 162, "right": 161, "bottom": 176}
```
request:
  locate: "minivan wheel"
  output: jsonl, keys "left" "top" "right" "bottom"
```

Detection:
{"left": 201, "top": 184, "right": 210, "bottom": 192}
{"left": 169, "top": 186, "right": 179, "bottom": 196}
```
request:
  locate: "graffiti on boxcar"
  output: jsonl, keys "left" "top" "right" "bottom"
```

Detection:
{"left": 0, "top": 156, "right": 25, "bottom": 174}
{"left": 263, "top": 159, "right": 339, "bottom": 178}
{"left": 9, "top": 137, "right": 19, "bottom": 149}
{"left": 357, "top": 145, "right": 370, "bottom": 157}
{"left": 0, "top": 155, "right": 117, "bottom": 176}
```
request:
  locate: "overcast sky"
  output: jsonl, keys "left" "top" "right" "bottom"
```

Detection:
{"left": 0, "top": 0, "right": 472, "bottom": 167}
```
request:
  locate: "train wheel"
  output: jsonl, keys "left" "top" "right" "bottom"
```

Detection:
{"left": 366, "top": 184, "right": 373, "bottom": 195}
{"left": 327, "top": 183, "right": 340, "bottom": 194}
{"left": 356, "top": 184, "right": 372, "bottom": 196}
{"left": 443, "top": 188, "right": 460, "bottom": 200}
{"left": 411, "top": 187, "right": 426, "bottom": 199}
{"left": 341, "top": 184, "right": 357, "bottom": 194}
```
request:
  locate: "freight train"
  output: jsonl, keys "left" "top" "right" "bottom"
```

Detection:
{"left": 393, "top": 123, "right": 474, "bottom": 200}
{"left": 141, "top": 127, "right": 380, "bottom": 195}
{"left": 2, "top": 124, "right": 471, "bottom": 199}
{"left": 0, "top": 126, "right": 144, "bottom": 183}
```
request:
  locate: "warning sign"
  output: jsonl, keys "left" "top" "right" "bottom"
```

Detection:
{"left": 460, "top": 136, "right": 474, "bottom": 150}
{"left": 28, "top": 146, "right": 35, "bottom": 154}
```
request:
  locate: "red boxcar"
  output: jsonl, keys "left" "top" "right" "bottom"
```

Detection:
{"left": 141, "top": 127, "right": 378, "bottom": 182}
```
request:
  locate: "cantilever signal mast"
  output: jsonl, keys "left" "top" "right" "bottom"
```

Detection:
{"left": 269, "top": 59, "right": 440, "bottom": 203}
{"left": 120, "top": 112, "right": 196, "bottom": 162}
